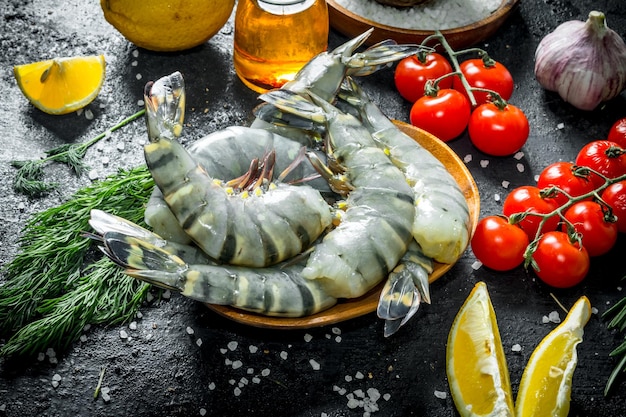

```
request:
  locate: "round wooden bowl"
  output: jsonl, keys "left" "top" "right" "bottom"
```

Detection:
{"left": 206, "top": 121, "right": 480, "bottom": 330}
{"left": 327, "top": 0, "right": 520, "bottom": 49}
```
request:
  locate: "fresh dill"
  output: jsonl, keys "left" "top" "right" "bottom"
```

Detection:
{"left": 0, "top": 165, "right": 154, "bottom": 357}
{"left": 11, "top": 109, "right": 145, "bottom": 197}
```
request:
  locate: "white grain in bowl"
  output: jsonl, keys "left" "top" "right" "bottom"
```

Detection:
{"left": 334, "top": 0, "right": 502, "bottom": 30}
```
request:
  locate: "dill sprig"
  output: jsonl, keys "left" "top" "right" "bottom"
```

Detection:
{"left": 604, "top": 286, "right": 626, "bottom": 396}
{"left": 11, "top": 109, "right": 145, "bottom": 197}
{"left": 0, "top": 165, "right": 154, "bottom": 357}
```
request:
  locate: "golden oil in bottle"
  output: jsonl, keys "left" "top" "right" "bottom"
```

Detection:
{"left": 233, "top": 0, "right": 329, "bottom": 93}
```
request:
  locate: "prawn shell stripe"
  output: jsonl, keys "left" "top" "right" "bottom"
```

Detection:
{"left": 181, "top": 267, "right": 336, "bottom": 317}
{"left": 144, "top": 137, "right": 332, "bottom": 267}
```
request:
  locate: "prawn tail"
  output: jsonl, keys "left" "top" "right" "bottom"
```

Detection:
{"left": 144, "top": 71, "right": 186, "bottom": 142}
{"left": 98, "top": 231, "right": 187, "bottom": 292}
{"left": 347, "top": 40, "right": 425, "bottom": 77}
{"left": 377, "top": 243, "right": 434, "bottom": 337}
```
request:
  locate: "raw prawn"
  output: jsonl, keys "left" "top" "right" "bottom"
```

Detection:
{"left": 257, "top": 89, "right": 416, "bottom": 299}
{"left": 90, "top": 212, "right": 337, "bottom": 317}
{"left": 338, "top": 78, "right": 471, "bottom": 264}
{"left": 143, "top": 72, "right": 332, "bottom": 268}
{"left": 251, "top": 28, "right": 424, "bottom": 143}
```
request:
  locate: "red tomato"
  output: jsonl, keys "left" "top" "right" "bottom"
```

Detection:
{"left": 452, "top": 58, "right": 514, "bottom": 106}
{"left": 394, "top": 53, "right": 453, "bottom": 103}
{"left": 536, "top": 161, "right": 595, "bottom": 206}
{"left": 409, "top": 88, "right": 470, "bottom": 142}
{"left": 602, "top": 180, "right": 626, "bottom": 233}
{"left": 471, "top": 216, "right": 529, "bottom": 271}
{"left": 531, "top": 231, "right": 590, "bottom": 288}
{"left": 575, "top": 140, "right": 626, "bottom": 187}
{"left": 608, "top": 117, "right": 626, "bottom": 148}
{"left": 467, "top": 102, "right": 529, "bottom": 156}
{"left": 502, "top": 185, "right": 560, "bottom": 240}
{"left": 562, "top": 201, "right": 618, "bottom": 257}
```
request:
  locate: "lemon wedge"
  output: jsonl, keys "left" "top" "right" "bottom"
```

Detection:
{"left": 14, "top": 55, "right": 106, "bottom": 115}
{"left": 447, "top": 282, "right": 515, "bottom": 417}
{"left": 515, "top": 296, "right": 591, "bottom": 417}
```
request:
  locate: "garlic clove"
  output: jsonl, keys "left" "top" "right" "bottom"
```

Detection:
{"left": 534, "top": 11, "right": 626, "bottom": 111}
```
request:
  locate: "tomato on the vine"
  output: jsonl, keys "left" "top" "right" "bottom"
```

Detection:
{"left": 601, "top": 180, "right": 626, "bottom": 233}
{"left": 536, "top": 161, "right": 595, "bottom": 206}
{"left": 502, "top": 185, "right": 560, "bottom": 240}
{"left": 531, "top": 231, "right": 590, "bottom": 288}
{"left": 409, "top": 88, "right": 470, "bottom": 142}
{"left": 394, "top": 53, "right": 453, "bottom": 103}
{"left": 608, "top": 117, "right": 626, "bottom": 148}
{"left": 562, "top": 201, "right": 618, "bottom": 257}
{"left": 471, "top": 215, "right": 529, "bottom": 271}
{"left": 575, "top": 140, "right": 626, "bottom": 187}
{"left": 467, "top": 101, "right": 529, "bottom": 156}
{"left": 452, "top": 58, "right": 514, "bottom": 106}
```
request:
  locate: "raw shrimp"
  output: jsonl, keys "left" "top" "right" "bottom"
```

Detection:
{"left": 90, "top": 219, "right": 337, "bottom": 317}
{"left": 251, "top": 28, "right": 424, "bottom": 143}
{"left": 338, "top": 77, "right": 471, "bottom": 264}
{"left": 143, "top": 72, "right": 332, "bottom": 268}
{"left": 257, "top": 89, "right": 416, "bottom": 299}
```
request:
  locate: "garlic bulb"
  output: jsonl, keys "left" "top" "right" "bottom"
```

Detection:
{"left": 534, "top": 11, "right": 626, "bottom": 111}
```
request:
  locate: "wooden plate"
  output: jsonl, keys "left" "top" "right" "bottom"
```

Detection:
{"left": 207, "top": 121, "right": 480, "bottom": 329}
{"left": 327, "top": 0, "right": 520, "bottom": 48}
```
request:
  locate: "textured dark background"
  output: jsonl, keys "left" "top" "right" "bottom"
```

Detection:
{"left": 1, "top": 0, "right": 626, "bottom": 416}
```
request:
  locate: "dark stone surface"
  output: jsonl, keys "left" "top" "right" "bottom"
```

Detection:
{"left": 1, "top": 0, "right": 626, "bottom": 416}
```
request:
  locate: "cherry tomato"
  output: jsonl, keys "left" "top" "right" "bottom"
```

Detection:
{"left": 394, "top": 53, "right": 453, "bottom": 103}
{"left": 536, "top": 161, "right": 595, "bottom": 206}
{"left": 601, "top": 180, "right": 626, "bottom": 233}
{"left": 452, "top": 58, "right": 514, "bottom": 106}
{"left": 562, "top": 201, "right": 618, "bottom": 257}
{"left": 467, "top": 102, "right": 529, "bottom": 156}
{"left": 471, "top": 216, "right": 529, "bottom": 271}
{"left": 575, "top": 140, "right": 626, "bottom": 187}
{"left": 409, "top": 88, "right": 470, "bottom": 142}
{"left": 531, "top": 231, "right": 590, "bottom": 288}
{"left": 502, "top": 185, "right": 560, "bottom": 240}
{"left": 608, "top": 117, "right": 626, "bottom": 148}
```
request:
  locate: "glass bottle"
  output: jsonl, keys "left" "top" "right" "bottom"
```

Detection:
{"left": 233, "top": 0, "right": 329, "bottom": 93}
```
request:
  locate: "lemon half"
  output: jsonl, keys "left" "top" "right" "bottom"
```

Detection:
{"left": 14, "top": 55, "right": 106, "bottom": 115}
{"left": 101, "top": 0, "right": 235, "bottom": 52}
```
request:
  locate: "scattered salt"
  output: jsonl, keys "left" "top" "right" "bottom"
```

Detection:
{"left": 494, "top": 194, "right": 500, "bottom": 202}
{"left": 88, "top": 169, "right": 99, "bottom": 180}
{"left": 471, "top": 260, "right": 483, "bottom": 270}
{"left": 200, "top": 408, "right": 207, "bottom": 416}
{"left": 345, "top": 375, "right": 353, "bottom": 382}
{"left": 131, "top": 60, "right": 138, "bottom": 67}
{"left": 209, "top": 382, "right": 216, "bottom": 390}
{"left": 116, "top": 142, "right": 125, "bottom": 152}
{"left": 220, "top": 348, "right": 228, "bottom": 354}
{"left": 84, "top": 109, "right": 94, "bottom": 120}
{"left": 355, "top": 371, "right": 364, "bottom": 380}
{"left": 516, "top": 163, "right": 525, "bottom": 173}
{"left": 129, "top": 321, "right": 137, "bottom": 330}
{"left": 261, "top": 368, "right": 271, "bottom": 377}
{"left": 480, "top": 160, "right": 489, "bottom": 168}
{"left": 80, "top": 335, "right": 88, "bottom": 342}
{"left": 252, "top": 377, "right": 261, "bottom": 384}
{"left": 464, "top": 154, "right": 473, "bottom": 163}
{"left": 502, "top": 180, "right": 510, "bottom": 188}
{"left": 513, "top": 151, "right": 525, "bottom": 160}
{"left": 232, "top": 360, "right": 243, "bottom": 370}
{"left": 335, "top": 336, "right": 342, "bottom": 343}
{"left": 234, "top": 387, "right": 242, "bottom": 396}
{"left": 280, "top": 351, "right": 288, "bottom": 360}
{"left": 557, "top": 122, "right": 565, "bottom": 130}
{"left": 119, "top": 330, "right": 128, "bottom": 339}
{"left": 136, "top": 73, "right": 143, "bottom": 80}
{"left": 37, "top": 352, "right": 45, "bottom": 361}
{"left": 592, "top": 307, "right": 599, "bottom": 315}
{"left": 196, "top": 338, "right": 203, "bottom": 347}
{"left": 227, "top": 341, "right": 238, "bottom": 351}
{"left": 162, "top": 290, "right": 171, "bottom": 299}
{"left": 332, "top": 327, "right": 341, "bottom": 335}
{"left": 548, "top": 311, "right": 561, "bottom": 323}
{"left": 310, "top": 359, "right": 321, "bottom": 370}
{"left": 249, "top": 345, "right": 258, "bottom": 353}
{"left": 383, "top": 393, "right": 391, "bottom": 401}
{"left": 512, "top": 344, "right": 522, "bottom": 352}
{"left": 434, "top": 390, "right": 447, "bottom": 399}
{"left": 132, "top": 49, "right": 139, "bottom": 58}
{"left": 367, "top": 388, "right": 381, "bottom": 402}
{"left": 186, "top": 326, "right": 195, "bottom": 335}
{"left": 542, "top": 315, "right": 550, "bottom": 324}
{"left": 304, "top": 333, "right": 313, "bottom": 342}
{"left": 247, "top": 368, "right": 254, "bottom": 374}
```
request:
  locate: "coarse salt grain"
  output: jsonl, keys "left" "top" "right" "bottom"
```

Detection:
{"left": 304, "top": 333, "right": 313, "bottom": 342}
{"left": 464, "top": 154, "right": 473, "bottom": 163}
{"left": 310, "top": 359, "right": 321, "bottom": 370}
{"left": 228, "top": 341, "right": 238, "bottom": 351}
{"left": 335, "top": 0, "right": 501, "bottom": 30}
{"left": 516, "top": 163, "right": 525, "bottom": 172}
{"left": 471, "top": 260, "right": 482, "bottom": 270}
{"left": 502, "top": 180, "right": 510, "bottom": 188}
{"left": 512, "top": 344, "right": 522, "bottom": 352}
{"left": 514, "top": 151, "right": 524, "bottom": 160}
{"left": 434, "top": 390, "right": 447, "bottom": 399}
{"left": 480, "top": 160, "right": 489, "bottom": 168}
